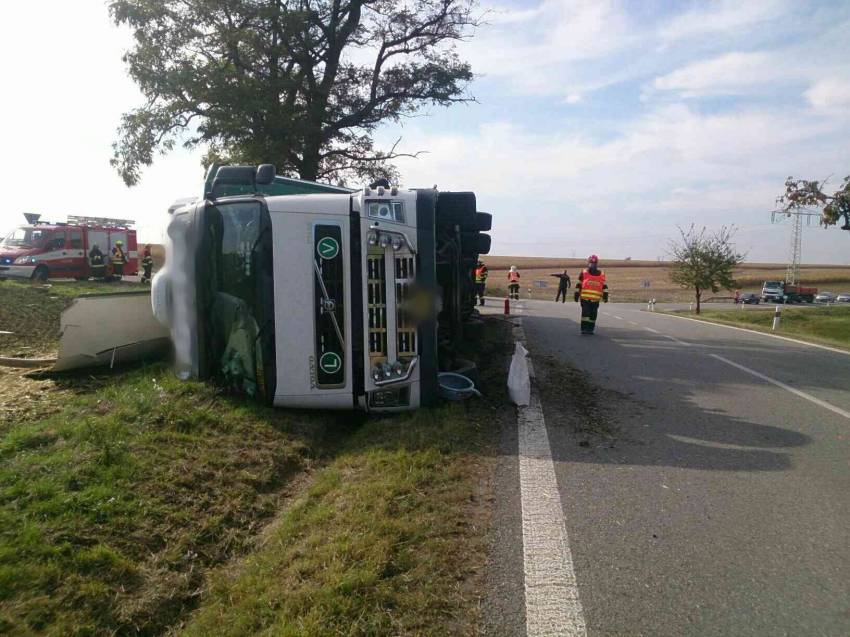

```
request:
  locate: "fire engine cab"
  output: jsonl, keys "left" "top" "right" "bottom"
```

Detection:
{"left": 0, "top": 214, "right": 138, "bottom": 281}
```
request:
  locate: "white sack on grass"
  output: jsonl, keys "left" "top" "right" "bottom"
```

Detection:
{"left": 508, "top": 342, "right": 531, "bottom": 406}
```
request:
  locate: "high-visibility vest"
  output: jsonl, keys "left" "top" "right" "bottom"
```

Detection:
{"left": 112, "top": 247, "right": 126, "bottom": 265}
{"left": 474, "top": 266, "right": 488, "bottom": 283}
{"left": 579, "top": 270, "right": 606, "bottom": 301}
{"left": 508, "top": 271, "right": 520, "bottom": 283}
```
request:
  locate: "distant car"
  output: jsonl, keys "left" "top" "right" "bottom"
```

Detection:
{"left": 739, "top": 293, "right": 760, "bottom": 304}
{"left": 815, "top": 292, "right": 835, "bottom": 303}
{"left": 837, "top": 292, "right": 850, "bottom": 303}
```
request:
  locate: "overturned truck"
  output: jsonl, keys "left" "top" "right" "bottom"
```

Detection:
{"left": 152, "top": 165, "right": 491, "bottom": 412}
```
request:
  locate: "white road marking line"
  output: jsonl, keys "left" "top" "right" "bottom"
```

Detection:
{"left": 710, "top": 354, "right": 850, "bottom": 421}
{"left": 515, "top": 321, "right": 587, "bottom": 637}
{"left": 653, "top": 312, "right": 850, "bottom": 357}
{"left": 613, "top": 315, "right": 623, "bottom": 320}
{"left": 627, "top": 321, "right": 639, "bottom": 326}
{"left": 644, "top": 327, "right": 660, "bottom": 334}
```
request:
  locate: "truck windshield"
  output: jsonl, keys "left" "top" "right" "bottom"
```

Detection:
{"left": 764, "top": 281, "right": 782, "bottom": 288}
{"left": 1, "top": 227, "right": 44, "bottom": 248}
{"left": 198, "top": 200, "right": 276, "bottom": 400}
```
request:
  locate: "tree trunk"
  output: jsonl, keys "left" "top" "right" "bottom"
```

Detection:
{"left": 695, "top": 287, "right": 701, "bottom": 314}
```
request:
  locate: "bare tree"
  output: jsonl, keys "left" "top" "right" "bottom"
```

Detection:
{"left": 669, "top": 225, "right": 744, "bottom": 314}
{"left": 777, "top": 176, "right": 850, "bottom": 230}
{"left": 109, "top": 0, "right": 479, "bottom": 186}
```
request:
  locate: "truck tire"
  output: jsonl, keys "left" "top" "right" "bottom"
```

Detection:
{"left": 460, "top": 232, "right": 492, "bottom": 256}
{"left": 474, "top": 212, "right": 492, "bottom": 231}
{"left": 436, "top": 192, "right": 476, "bottom": 229}
{"left": 32, "top": 265, "right": 49, "bottom": 282}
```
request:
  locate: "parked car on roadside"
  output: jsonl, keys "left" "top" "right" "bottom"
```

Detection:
{"left": 739, "top": 293, "right": 760, "bottom": 304}
{"left": 836, "top": 292, "right": 850, "bottom": 303}
{"left": 815, "top": 292, "right": 835, "bottom": 303}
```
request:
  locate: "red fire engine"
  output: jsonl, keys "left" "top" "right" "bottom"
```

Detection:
{"left": 0, "top": 214, "right": 138, "bottom": 281}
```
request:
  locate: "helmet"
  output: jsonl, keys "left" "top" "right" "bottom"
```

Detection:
{"left": 115, "top": 240, "right": 123, "bottom": 246}
{"left": 477, "top": 259, "right": 483, "bottom": 266}
{"left": 587, "top": 254, "right": 598, "bottom": 264}
{"left": 510, "top": 265, "right": 517, "bottom": 272}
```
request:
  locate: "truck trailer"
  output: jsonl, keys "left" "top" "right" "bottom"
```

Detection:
{"left": 152, "top": 164, "right": 491, "bottom": 412}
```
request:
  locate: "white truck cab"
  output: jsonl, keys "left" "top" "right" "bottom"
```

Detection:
{"left": 153, "top": 164, "right": 491, "bottom": 412}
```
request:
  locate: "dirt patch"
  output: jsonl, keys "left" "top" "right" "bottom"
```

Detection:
{"left": 533, "top": 353, "right": 620, "bottom": 442}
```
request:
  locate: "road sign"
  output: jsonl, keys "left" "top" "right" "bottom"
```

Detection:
{"left": 316, "top": 236, "right": 340, "bottom": 260}
{"left": 319, "top": 351, "right": 342, "bottom": 374}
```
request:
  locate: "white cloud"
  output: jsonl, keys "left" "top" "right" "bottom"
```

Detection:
{"left": 805, "top": 77, "right": 850, "bottom": 110}
{"left": 658, "top": 0, "right": 789, "bottom": 43}
{"left": 652, "top": 52, "right": 786, "bottom": 97}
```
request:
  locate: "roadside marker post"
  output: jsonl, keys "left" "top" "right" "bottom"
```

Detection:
{"left": 504, "top": 297, "right": 510, "bottom": 315}
{"left": 772, "top": 305, "right": 782, "bottom": 331}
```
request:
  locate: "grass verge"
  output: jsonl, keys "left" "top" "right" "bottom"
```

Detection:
{"left": 179, "top": 320, "right": 512, "bottom": 636}
{"left": 1, "top": 276, "right": 512, "bottom": 635}
{"left": 0, "top": 364, "right": 340, "bottom": 636}
{"left": 669, "top": 305, "right": 850, "bottom": 350}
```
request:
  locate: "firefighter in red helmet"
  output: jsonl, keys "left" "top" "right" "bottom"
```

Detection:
{"left": 574, "top": 254, "right": 608, "bottom": 334}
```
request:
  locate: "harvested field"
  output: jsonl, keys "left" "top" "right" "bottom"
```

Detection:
{"left": 481, "top": 256, "right": 850, "bottom": 302}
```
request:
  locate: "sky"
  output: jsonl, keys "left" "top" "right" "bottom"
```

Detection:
{"left": 1, "top": 0, "right": 849, "bottom": 263}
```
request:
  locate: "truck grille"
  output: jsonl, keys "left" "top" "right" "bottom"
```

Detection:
{"left": 367, "top": 253, "right": 387, "bottom": 360}
{"left": 395, "top": 255, "right": 416, "bottom": 357}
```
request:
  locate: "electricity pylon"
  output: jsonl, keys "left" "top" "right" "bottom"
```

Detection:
{"left": 771, "top": 208, "right": 821, "bottom": 285}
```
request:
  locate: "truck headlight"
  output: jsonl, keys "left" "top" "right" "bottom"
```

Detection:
{"left": 14, "top": 256, "right": 36, "bottom": 264}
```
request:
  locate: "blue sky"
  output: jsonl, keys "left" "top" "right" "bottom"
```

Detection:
{"left": 1, "top": 0, "right": 849, "bottom": 263}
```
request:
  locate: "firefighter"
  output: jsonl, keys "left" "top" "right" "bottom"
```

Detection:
{"left": 141, "top": 245, "right": 154, "bottom": 284}
{"left": 88, "top": 244, "right": 106, "bottom": 280}
{"left": 507, "top": 265, "right": 521, "bottom": 300}
{"left": 473, "top": 259, "right": 488, "bottom": 306}
{"left": 111, "top": 240, "right": 127, "bottom": 280}
{"left": 574, "top": 254, "right": 608, "bottom": 334}
{"left": 550, "top": 270, "right": 571, "bottom": 303}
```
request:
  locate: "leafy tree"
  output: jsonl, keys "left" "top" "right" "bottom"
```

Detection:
{"left": 777, "top": 176, "right": 850, "bottom": 230}
{"left": 669, "top": 225, "right": 744, "bottom": 314}
{"left": 109, "top": 0, "right": 478, "bottom": 186}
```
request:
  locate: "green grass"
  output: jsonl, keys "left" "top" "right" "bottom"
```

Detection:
{"left": 672, "top": 305, "right": 850, "bottom": 349}
{"left": 1, "top": 278, "right": 510, "bottom": 635}
{"left": 181, "top": 322, "right": 512, "bottom": 636}
{"left": 0, "top": 366, "right": 337, "bottom": 636}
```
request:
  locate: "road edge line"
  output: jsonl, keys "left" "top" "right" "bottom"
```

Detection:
{"left": 648, "top": 311, "right": 850, "bottom": 356}
{"left": 513, "top": 318, "right": 587, "bottom": 637}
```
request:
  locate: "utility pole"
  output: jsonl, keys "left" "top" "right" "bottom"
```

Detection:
{"left": 771, "top": 207, "right": 820, "bottom": 285}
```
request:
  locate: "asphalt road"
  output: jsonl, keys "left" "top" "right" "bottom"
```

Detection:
{"left": 497, "top": 299, "right": 850, "bottom": 636}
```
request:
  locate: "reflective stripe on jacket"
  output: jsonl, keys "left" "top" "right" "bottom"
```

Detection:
{"left": 579, "top": 269, "right": 606, "bottom": 301}
{"left": 112, "top": 247, "right": 126, "bottom": 264}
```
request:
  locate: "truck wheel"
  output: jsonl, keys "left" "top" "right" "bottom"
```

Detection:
{"left": 436, "top": 192, "right": 477, "bottom": 228}
{"left": 32, "top": 265, "right": 48, "bottom": 282}
{"left": 460, "top": 232, "right": 492, "bottom": 256}
{"left": 474, "top": 212, "right": 492, "bottom": 232}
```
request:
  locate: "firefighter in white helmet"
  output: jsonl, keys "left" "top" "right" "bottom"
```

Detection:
{"left": 507, "top": 265, "right": 521, "bottom": 300}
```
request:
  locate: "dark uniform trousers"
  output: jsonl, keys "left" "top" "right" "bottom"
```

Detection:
{"left": 580, "top": 299, "right": 600, "bottom": 333}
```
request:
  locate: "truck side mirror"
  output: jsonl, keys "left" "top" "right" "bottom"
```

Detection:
{"left": 256, "top": 164, "right": 276, "bottom": 185}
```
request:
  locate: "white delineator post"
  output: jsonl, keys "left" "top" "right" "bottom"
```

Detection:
{"left": 772, "top": 304, "right": 782, "bottom": 331}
